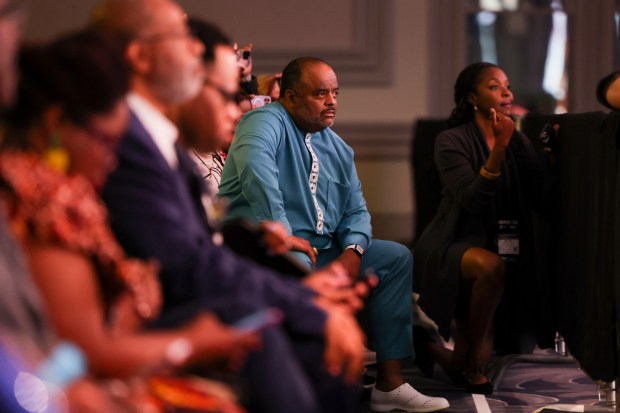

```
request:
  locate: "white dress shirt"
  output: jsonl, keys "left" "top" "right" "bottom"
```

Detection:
{"left": 127, "top": 93, "right": 179, "bottom": 169}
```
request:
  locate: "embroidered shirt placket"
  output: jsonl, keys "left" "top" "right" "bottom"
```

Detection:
{"left": 305, "top": 132, "right": 324, "bottom": 234}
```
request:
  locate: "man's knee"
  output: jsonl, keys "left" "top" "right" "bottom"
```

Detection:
{"left": 364, "top": 240, "right": 413, "bottom": 291}
{"left": 369, "top": 240, "right": 413, "bottom": 267}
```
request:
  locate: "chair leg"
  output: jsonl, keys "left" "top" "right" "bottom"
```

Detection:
{"left": 607, "top": 379, "right": 616, "bottom": 409}
{"left": 554, "top": 331, "right": 568, "bottom": 356}
{"left": 596, "top": 379, "right": 616, "bottom": 409}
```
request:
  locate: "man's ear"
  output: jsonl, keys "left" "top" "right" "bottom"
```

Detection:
{"left": 283, "top": 89, "right": 296, "bottom": 105}
{"left": 125, "top": 40, "right": 151, "bottom": 75}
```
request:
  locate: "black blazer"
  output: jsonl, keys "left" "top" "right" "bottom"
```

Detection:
{"left": 101, "top": 113, "right": 326, "bottom": 334}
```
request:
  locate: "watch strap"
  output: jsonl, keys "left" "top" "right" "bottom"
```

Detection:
{"left": 346, "top": 244, "right": 364, "bottom": 258}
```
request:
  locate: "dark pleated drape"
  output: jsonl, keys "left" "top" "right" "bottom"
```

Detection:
{"left": 521, "top": 111, "right": 618, "bottom": 382}
{"left": 411, "top": 118, "right": 449, "bottom": 244}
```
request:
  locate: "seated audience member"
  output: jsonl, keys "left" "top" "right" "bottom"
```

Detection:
{"left": 219, "top": 56, "right": 450, "bottom": 412}
{"left": 414, "top": 62, "right": 552, "bottom": 394}
{"left": 0, "top": 8, "right": 141, "bottom": 412}
{"left": 92, "top": 1, "right": 369, "bottom": 412}
{"left": 235, "top": 43, "right": 257, "bottom": 95}
{"left": 175, "top": 18, "right": 283, "bottom": 233}
{"left": 0, "top": 208, "right": 143, "bottom": 413}
{"left": 176, "top": 18, "right": 242, "bottom": 194}
{"left": 0, "top": 0, "right": 54, "bottom": 369}
{"left": 234, "top": 44, "right": 280, "bottom": 109}
{"left": 0, "top": 29, "right": 259, "bottom": 413}
{"left": 0, "top": 203, "right": 59, "bottom": 413}
{"left": 172, "top": 19, "right": 309, "bottom": 285}
{"left": 235, "top": 45, "right": 279, "bottom": 114}
{"left": 174, "top": 17, "right": 312, "bottom": 278}
{"left": 257, "top": 72, "right": 282, "bottom": 102}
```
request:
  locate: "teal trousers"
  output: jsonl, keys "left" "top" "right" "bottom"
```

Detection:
{"left": 315, "top": 239, "right": 414, "bottom": 363}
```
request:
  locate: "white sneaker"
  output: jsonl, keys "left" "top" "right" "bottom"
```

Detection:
{"left": 370, "top": 383, "right": 449, "bottom": 412}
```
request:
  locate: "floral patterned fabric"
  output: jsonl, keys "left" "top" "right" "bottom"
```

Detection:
{"left": 0, "top": 150, "right": 154, "bottom": 306}
{"left": 0, "top": 150, "right": 243, "bottom": 412}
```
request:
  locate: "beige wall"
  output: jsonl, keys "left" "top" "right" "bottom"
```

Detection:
{"left": 23, "top": 0, "right": 98, "bottom": 40}
{"left": 23, "top": 0, "right": 429, "bottom": 244}
{"left": 350, "top": 0, "right": 427, "bottom": 244}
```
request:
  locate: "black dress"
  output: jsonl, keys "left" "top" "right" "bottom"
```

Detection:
{"left": 414, "top": 119, "right": 549, "bottom": 345}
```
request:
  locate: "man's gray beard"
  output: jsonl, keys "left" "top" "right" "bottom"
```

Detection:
{"left": 151, "top": 70, "right": 204, "bottom": 106}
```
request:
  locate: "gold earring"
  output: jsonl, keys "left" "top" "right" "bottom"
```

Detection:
{"left": 474, "top": 105, "right": 479, "bottom": 111}
{"left": 43, "top": 133, "right": 69, "bottom": 173}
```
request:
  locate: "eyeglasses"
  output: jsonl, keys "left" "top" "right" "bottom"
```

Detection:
{"left": 203, "top": 79, "right": 246, "bottom": 105}
{"left": 138, "top": 28, "right": 194, "bottom": 43}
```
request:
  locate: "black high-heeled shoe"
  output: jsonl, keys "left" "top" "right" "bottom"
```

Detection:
{"left": 464, "top": 355, "right": 494, "bottom": 395}
{"left": 412, "top": 326, "right": 435, "bottom": 377}
{"left": 466, "top": 380, "right": 494, "bottom": 395}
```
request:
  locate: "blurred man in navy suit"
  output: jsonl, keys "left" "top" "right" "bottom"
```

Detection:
{"left": 93, "top": 1, "right": 367, "bottom": 412}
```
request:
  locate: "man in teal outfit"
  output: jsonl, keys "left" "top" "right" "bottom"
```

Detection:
{"left": 220, "top": 57, "right": 449, "bottom": 412}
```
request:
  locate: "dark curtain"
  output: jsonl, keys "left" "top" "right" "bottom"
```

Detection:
{"left": 410, "top": 118, "right": 449, "bottom": 245}
{"left": 521, "top": 111, "right": 618, "bottom": 381}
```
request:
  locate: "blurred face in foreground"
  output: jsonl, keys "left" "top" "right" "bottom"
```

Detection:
{"left": 179, "top": 45, "right": 242, "bottom": 153}
{"left": 61, "top": 100, "right": 130, "bottom": 190}
{"left": 137, "top": 0, "right": 205, "bottom": 105}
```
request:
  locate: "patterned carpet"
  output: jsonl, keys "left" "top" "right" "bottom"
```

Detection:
{"left": 360, "top": 349, "right": 615, "bottom": 412}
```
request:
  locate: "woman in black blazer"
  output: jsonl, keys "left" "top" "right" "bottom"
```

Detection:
{"left": 415, "top": 62, "right": 550, "bottom": 395}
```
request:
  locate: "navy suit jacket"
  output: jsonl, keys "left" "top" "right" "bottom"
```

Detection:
{"left": 101, "top": 113, "right": 326, "bottom": 333}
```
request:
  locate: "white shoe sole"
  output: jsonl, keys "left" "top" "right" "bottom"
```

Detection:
{"left": 370, "top": 400, "right": 450, "bottom": 412}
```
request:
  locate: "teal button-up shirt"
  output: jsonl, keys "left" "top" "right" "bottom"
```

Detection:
{"left": 219, "top": 102, "right": 372, "bottom": 266}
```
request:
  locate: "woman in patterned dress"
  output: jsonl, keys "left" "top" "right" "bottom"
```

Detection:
{"left": 0, "top": 29, "right": 257, "bottom": 413}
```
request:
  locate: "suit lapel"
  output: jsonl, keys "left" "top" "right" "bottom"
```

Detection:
{"left": 124, "top": 112, "right": 173, "bottom": 174}
{"left": 119, "top": 112, "right": 212, "bottom": 233}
